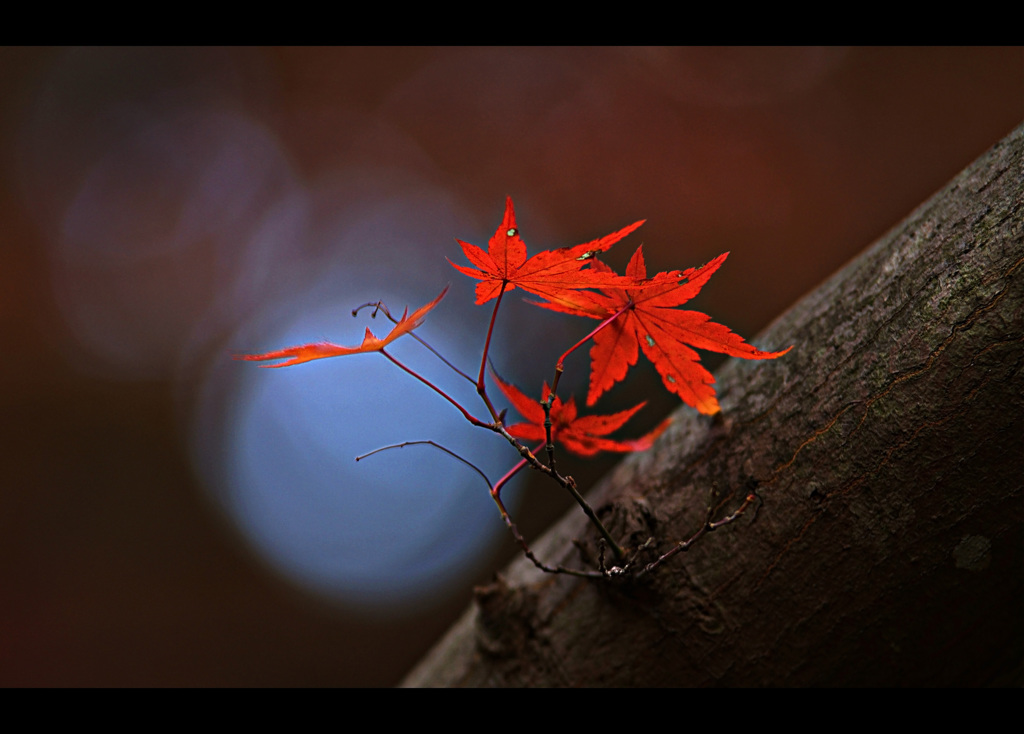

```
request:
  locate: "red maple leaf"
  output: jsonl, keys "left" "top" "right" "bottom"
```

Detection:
{"left": 492, "top": 370, "right": 671, "bottom": 458}
{"left": 234, "top": 286, "right": 448, "bottom": 367}
{"left": 449, "top": 196, "right": 648, "bottom": 305}
{"left": 531, "top": 247, "right": 791, "bottom": 415}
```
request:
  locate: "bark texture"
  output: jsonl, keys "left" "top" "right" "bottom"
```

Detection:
{"left": 404, "top": 122, "right": 1024, "bottom": 687}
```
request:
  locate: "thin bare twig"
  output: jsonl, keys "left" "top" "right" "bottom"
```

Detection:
{"left": 474, "top": 285, "right": 507, "bottom": 424}
{"left": 490, "top": 425, "right": 627, "bottom": 563}
{"left": 353, "top": 298, "right": 475, "bottom": 384}
{"left": 355, "top": 439, "right": 604, "bottom": 578}
{"left": 633, "top": 491, "right": 760, "bottom": 578}
{"left": 379, "top": 348, "right": 488, "bottom": 428}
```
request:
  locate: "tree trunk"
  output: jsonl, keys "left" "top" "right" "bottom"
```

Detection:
{"left": 403, "top": 122, "right": 1024, "bottom": 687}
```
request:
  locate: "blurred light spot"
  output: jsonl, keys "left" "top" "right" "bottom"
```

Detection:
{"left": 194, "top": 278, "right": 519, "bottom": 615}
{"left": 185, "top": 180, "right": 525, "bottom": 615}
{"left": 15, "top": 46, "right": 531, "bottom": 614}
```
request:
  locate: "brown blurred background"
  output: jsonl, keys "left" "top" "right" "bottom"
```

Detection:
{"left": 1, "top": 47, "right": 1021, "bottom": 686}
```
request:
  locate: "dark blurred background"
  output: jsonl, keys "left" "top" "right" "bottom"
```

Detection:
{"left": 1, "top": 47, "right": 1021, "bottom": 686}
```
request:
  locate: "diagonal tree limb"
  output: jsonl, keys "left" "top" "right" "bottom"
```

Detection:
{"left": 404, "top": 122, "right": 1024, "bottom": 687}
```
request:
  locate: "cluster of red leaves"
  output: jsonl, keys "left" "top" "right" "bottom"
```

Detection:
{"left": 236, "top": 197, "right": 790, "bottom": 579}
{"left": 451, "top": 197, "right": 789, "bottom": 445}
{"left": 238, "top": 197, "right": 789, "bottom": 459}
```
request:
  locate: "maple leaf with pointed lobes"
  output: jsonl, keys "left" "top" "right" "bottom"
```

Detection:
{"left": 531, "top": 247, "right": 792, "bottom": 415}
{"left": 492, "top": 370, "right": 671, "bottom": 458}
{"left": 449, "top": 196, "right": 649, "bottom": 305}
{"left": 234, "top": 286, "right": 449, "bottom": 367}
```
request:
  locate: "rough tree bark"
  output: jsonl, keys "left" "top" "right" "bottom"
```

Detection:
{"left": 404, "top": 122, "right": 1024, "bottom": 687}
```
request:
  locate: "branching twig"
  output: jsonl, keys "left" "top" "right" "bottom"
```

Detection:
{"left": 379, "top": 348, "right": 489, "bottom": 428}
{"left": 353, "top": 299, "right": 475, "bottom": 384}
{"left": 242, "top": 197, "right": 779, "bottom": 587}
{"left": 355, "top": 440, "right": 605, "bottom": 578}
{"left": 632, "top": 490, "right": 761, "bottom": 578}
{"left": 490, "top": 425, "right": 627, "bottom": 563}
{"left": 354, "top": 294, "right": 753, "bottom": 578}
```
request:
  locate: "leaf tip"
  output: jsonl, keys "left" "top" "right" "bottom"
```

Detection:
{"left": 699, "top": 400, "right": 721, "bottom": 416}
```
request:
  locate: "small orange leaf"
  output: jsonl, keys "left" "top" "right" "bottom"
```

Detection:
{"left": 492, "top": 370, "right": 670, "bottom": 458}
{"left": 235, "top": 285, "right": 449, "bottom": 367}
